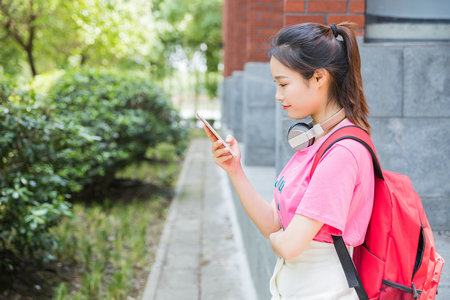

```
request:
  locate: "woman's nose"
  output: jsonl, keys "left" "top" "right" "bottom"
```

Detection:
{"left": 275, "top": 90, "right": 284, "bottom": 102}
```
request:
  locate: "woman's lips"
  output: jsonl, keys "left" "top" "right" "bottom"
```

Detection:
{"left": 282, "top": 105, "right": 291, "bottom": 110}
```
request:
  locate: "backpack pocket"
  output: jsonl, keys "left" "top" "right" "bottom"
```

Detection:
{"left": 353, "top": 243, "right": 384, "bottom": 299}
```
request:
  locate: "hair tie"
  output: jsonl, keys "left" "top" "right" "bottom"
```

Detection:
{"left": 330, "top": 23, "right": 338, "bottom": 38}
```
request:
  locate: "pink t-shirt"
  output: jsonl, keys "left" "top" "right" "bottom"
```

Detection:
{"left": 274, "top": 118, "right": 375, "bottom": 247}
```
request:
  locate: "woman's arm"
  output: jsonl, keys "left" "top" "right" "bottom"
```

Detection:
{"left": 203, "top": 126, "right": 281, "bottom": 238}
{"left": 269, "top": 214, "right": 324, "bottom": 260}
{"left": 228, "top": 165, "right": 282, "bottom": 238}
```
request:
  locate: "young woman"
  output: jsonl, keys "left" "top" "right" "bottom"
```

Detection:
{"left": 204, "top": 22, "right": 375, "bottom": 299}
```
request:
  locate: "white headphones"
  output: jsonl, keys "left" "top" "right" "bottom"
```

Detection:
{"left": 287, "top": 107, "right": 347, "bottom": 151}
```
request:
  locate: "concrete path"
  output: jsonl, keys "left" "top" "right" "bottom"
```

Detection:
{"left": 141, "top": 138, "right": 258, "bottom": 300}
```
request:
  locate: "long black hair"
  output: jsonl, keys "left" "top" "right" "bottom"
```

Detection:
{"left": 267, "top": 22, "right": 371, "bottom": 135}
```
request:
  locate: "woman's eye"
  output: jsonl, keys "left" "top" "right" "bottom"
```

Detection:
{"left": 279, "top": 84, "right": 287, "bottom": 87}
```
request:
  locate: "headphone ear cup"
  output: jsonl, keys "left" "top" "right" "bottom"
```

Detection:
{"left": 287, "top": 122, "right": 314, "bottom": 151}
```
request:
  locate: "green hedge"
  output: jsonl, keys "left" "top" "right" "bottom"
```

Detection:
{"left": 0, "top": 70, "right": 188, "bottom": 268}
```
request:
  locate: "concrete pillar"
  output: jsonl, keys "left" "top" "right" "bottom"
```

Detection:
{"left": 242, "top": 62, "right": 277, "bottom": 166}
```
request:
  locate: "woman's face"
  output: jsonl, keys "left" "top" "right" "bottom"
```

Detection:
{"left": 269, "top": 56, "right": 322, "bottom": 120}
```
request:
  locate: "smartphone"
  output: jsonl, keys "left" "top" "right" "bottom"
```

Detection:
{"left": 195, "top": 112, "right": 237, "bottom": 158}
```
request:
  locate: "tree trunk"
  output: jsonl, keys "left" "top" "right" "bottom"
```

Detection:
{"left": 26, "top": 20, "right": 36, "bottom": 77}
{"left": 26, "top": 46, "right": 36, "bottom": 77}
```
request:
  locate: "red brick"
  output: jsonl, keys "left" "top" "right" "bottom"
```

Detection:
{"left": 250, "top": 36, "right": 272, "bottom": 44}
{"left": 247, "top": 52, "right": 270, "bottom": 62}
{"left": 355, "top": 29, "right": 365, "bottom": 36}
{"left": 261, "top": 12, "right": 283, "bottom": 20}
{"left": 272, "top": 20, "right": 284, "bottom": 27}
{"left": 248, "top": 19, "right": 271, "bottom": 27}
{"left": 285, "top": 15, "right": 325, "bottom": 26}
{"left": 248, "top": 3, "right": 273, "bottom": 12}
{"left": 308, "top": 1, "right": 347, "bottom": 13}
{"left": 328, "top": 14, "right": 365, "bottom": 28}
{"left": 349, "top": 0, "right": 365, "bottom": 13}
{"left": 261, "top": 28, "right": 279, "bottom": 35}
{"left": 248, "top": 28, "right": 260, "bottom": 36}
{"left": 285, "top": 0, "right": 305, "bottom": 13}
{"left": 248, "top": 11, "right": 261, "bottom": 20}
{"left": 271, "top": 2, "right": 284, "bottom": 12}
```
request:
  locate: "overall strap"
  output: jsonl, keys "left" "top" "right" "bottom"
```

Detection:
{"left": 309, "top": 125, "right": 382, "bottom": 300}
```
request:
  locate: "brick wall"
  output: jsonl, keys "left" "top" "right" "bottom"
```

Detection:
{"left": 222, "top": 0, "right": 284, "bottom": 77}
{"left": 222, "top": 0, "right": 366, "bottom": 77}
{"left": 284, "top": 0, "right": 365, "bottom": 36}
{"left": 246, "top": 1, "right": 284, "bottom": 63}
{"left": 222, "top": 0, "right": 248, "bottom": 77}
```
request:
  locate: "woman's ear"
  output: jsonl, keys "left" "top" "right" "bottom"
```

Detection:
{"left": 313, "top": 68, "right": 328, "bottom": 88}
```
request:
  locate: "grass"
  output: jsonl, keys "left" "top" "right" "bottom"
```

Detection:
{"left": 0, "top": 123, "right": 215, "bottom": 300}
{"left": 0, "top": 139, "right": 188, "bottom": 300}
{"left": 49, "top": 141, "right": 185, "bottom": 300}
{"left": 50, "top": 198, "right": 166, "bottom": 299}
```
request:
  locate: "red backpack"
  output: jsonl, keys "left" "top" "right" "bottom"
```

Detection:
{"left": 310, "top": 124, "right": 445, "bottom": 300}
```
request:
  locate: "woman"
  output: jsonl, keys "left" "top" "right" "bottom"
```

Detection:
{"left": 204, "top": 22, "right": 375, "bottom": 299}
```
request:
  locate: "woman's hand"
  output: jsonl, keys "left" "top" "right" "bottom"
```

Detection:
{"left": 269, "top": 228, "right": 284, "bottom": 257}
{"left": 203, "top": 125, "right": 242, "bottom": 174}
{"left": 269, "top": 215, "right": 324, "bottom": 260}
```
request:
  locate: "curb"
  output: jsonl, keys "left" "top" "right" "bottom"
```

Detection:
{"left": 141, "top": 145, "right": 192, "bottom": 300}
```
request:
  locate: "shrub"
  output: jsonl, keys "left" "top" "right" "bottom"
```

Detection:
{"left": 48, "top": 68, "right": 189, "bottom": 197}
{"left": 0, "top": 69, "right": 188, "bottom": 268}
{"left": 0, "top": 79, "right": 73, "bottom": 267}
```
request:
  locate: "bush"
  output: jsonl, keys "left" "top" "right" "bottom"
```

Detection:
{"left": 0, "top": 69, "right": 189, "bottom": 269}
{"left": 48, "top": 68, "right": 189, "bottom": 196}
{"left": 0, "top": 79, "right": 73, "bottom": 268}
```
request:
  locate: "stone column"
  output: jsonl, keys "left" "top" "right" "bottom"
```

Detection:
{"left": 242, "top": 62, "right": 277, "bottom": 166}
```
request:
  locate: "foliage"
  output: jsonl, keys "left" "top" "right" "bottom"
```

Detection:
{"left": 0, "top": 0, "right": 157, "bottom": 78}
{"left": 152, "top": 0, "right": 223, "bottom": 97}
{"left": 51, "top": 194, "right": 169, "bottom": 299}
{"left": 0, "top": 0, "right": 224, "bottom": 98}
{"left": 0, "top": 69, "right": 189, "bottom": 269}
{"left": 0, "top": 78, "right": 74, "bottom": 267}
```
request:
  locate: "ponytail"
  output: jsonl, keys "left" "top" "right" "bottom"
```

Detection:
{"left": 268, "top": 22, "right": 371, "bottom": 135}
{"left": 333, "top": 22, "right": 370, "bottom": 135}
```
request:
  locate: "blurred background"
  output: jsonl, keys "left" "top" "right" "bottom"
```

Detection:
{"left": 1, "top": 0, "right": 449, "bottom": 299}
{"left": 0, "top": 0, "right": 221, "bottom": 298}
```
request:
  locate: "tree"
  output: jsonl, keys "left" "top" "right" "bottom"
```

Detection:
{"left": 152, "top": 0, "right": 223, "bottom": 97}
{"left": 0, "top": 0, "right": 158, "bottom": 78}
{"left": 0, "top": 0, "right": 56, "bottom": 76}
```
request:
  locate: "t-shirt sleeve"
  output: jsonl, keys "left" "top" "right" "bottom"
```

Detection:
{"left": 295, "top": 143, "right": 359, "bottom": 234}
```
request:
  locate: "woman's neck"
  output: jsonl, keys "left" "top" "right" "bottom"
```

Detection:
{"left": 311, "top": 117, "right": 347, "bottom": 145}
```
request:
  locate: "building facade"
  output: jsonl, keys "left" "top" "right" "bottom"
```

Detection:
{"left": 220, "top": 1, "right": 450, "bottom": 298}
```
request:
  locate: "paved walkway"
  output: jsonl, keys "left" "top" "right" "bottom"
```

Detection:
{"left": 142, "top": 138, "right": 258, "bottom": 300}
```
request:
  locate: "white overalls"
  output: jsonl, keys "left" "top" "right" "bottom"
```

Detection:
{"left": 269, "top": 239, "right": 359, "bottom": 299}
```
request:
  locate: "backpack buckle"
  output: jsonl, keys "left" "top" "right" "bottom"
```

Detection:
{"left": 412, "top": 282, "right": 419, "bottom": 299}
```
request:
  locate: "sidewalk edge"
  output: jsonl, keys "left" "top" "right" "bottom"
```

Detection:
{"left": 141, "top": 143, "right": 192, "bottom": 300}
{"left": 219, "top": 166, "right": 259, "bottom": 300}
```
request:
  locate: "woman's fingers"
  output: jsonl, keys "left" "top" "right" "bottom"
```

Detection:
{"left": 212, "top": 139, "right": 225, "bottom": 151}
{"left": 203, "top": 125, "right": 217, "bottom": 142}
{"left": 214, "top": 146, "right": 232, "bottom": 158}
{"left": 217, "top": 154, "right": 233, "bottom": 163}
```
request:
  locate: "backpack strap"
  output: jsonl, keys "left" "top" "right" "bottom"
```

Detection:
{"left": 310, "top": 125, "right": 383, "bottom": 180}
{"left": 331, "top": 235, "right": 369, "bottom": 300}
{"left": 310, "top": 125, "right": 382, "bottom": 300}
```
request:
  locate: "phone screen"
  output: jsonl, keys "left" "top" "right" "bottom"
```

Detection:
{"left": 195, "top": 112, "right": 237, "bottom": 158}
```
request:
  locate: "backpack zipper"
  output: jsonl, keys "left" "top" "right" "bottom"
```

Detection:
{"left": 411, "top": 223, "right": 425, "bottom": 280}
